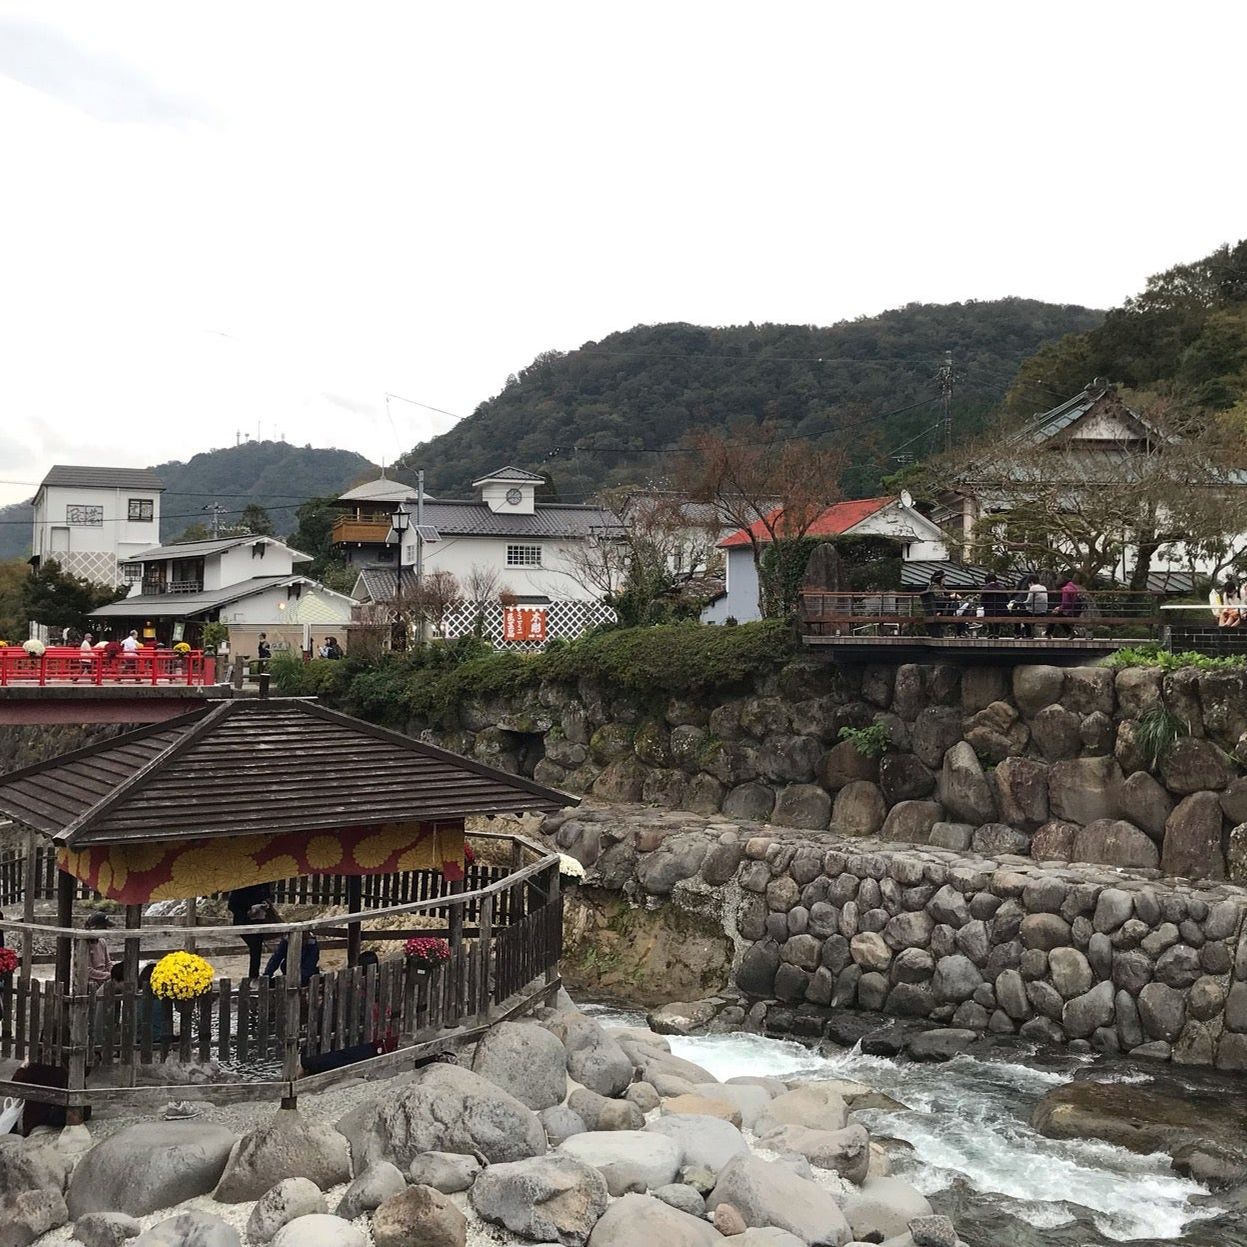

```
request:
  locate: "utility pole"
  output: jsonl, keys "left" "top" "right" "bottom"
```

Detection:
{"left": 203, "top": 502, "right": 228, "bottom": 538}
{"left": 415, "top": 469, "right": 425, "bottom": 643}
{"left": 939, "top": 351, "right": 954, "bottom": 452}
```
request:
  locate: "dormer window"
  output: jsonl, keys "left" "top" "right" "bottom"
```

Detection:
{"left": 506, "top": 488, "right": 523, "bottom": 505}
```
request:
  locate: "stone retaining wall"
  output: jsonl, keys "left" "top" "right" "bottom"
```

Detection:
{"left": 432, "top": 658, "right": 1247, "bottom": 882}
{"left": 548, "top": 804, "right": 1247, "bottom": 1070}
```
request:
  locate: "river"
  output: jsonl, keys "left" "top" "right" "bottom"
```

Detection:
{"left": 587, "top": 1006, "right": 1244, "bottom": 1247}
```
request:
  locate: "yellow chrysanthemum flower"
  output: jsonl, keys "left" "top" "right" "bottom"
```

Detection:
{"left": 149, "top": 951, "right": 214, "bottom": 1001}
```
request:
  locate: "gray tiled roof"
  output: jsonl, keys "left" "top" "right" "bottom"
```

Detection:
{"left": 471, "top": 466, "right": 547, "bottom": 484}
{"left": 40, "top": 465, "right": 165, "bottom": 491}
{"left": 338, "top": 477, "right": 420, "bottom": 502}
{"left": 130, "top": 535, "right": 313, "bottom": 562}
{"left": 91, "top": 575, "right": 314, "bottom": 619}
{"left": 353, "top": 567, "right": 415, "bottom": 603}
{"left": 398, "top": 500, "right": 621, "bottom": 538}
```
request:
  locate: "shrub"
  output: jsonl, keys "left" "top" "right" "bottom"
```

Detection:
{"left": 838, "top": 722, "right": 892, "bottom": 758}
{"left": 1106, "top": 645, "right": 1247, "bottom": 672}
{"left": 1134, "top": 704, "right": 1189, "bottom": 768}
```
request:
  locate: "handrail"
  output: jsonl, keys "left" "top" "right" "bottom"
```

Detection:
{"left": 0, "top": 646, "right": 208, "bottom": 687}
{"left": 0, "top": 833, "right": 558, "bottom": 943}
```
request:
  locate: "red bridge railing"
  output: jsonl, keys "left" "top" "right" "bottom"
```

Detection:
{"left": 0, "top": 646, "right": 208, "bottom": 687}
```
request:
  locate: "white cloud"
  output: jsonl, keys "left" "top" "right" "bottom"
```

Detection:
{"left": 0, "top": 0, "right": 1244, "bottom": 506}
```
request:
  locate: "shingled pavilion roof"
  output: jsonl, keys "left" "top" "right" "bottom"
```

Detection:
{"left": 0, "top": 698, "right": 573, "bottom": 848}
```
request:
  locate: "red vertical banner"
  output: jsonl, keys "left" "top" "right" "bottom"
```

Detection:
{"left": 503, "top": 607, "right": 548, "bottom": 642}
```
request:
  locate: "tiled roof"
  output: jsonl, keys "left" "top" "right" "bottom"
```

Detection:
{"left": 398, "top": 500, "right": 621, "bottom": 539}
{"left": 0, "top": 698, "right": 574, "bottom": 846}
{"left": 352, "top": 567, "right": 416, "bottom": 603}
{"left": 719, "top": 497, "right": 894, "bottom": 548}
{"left": 471, "top": 466, "right": 546, "bottom": 485}
{"left": 338, "top": 477, "right": 418, "bottom": 502}
{"left": 130, "top": 535, "right": 313, "bottom": 563}
{"left": 40, "top": 465, "right": 164, "bottom": 491}
{"left": 91, "top": 576, "right": 324, "bottom": 619}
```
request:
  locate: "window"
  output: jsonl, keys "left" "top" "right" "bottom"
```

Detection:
{"left": 128, "top": 498, "right": 154, "bottom": 522}
{"left": 506, "top": 544, "right": 542, "bottom": 567}
{"left": 121, "top": 562, "right": 142, "bottom": 583}
{"left": 66, "top": 503, "right": 103, "bottom": 526}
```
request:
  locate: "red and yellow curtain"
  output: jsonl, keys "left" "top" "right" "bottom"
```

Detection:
{"left": 58, "top": 820, "right": 466, "bottom": 904}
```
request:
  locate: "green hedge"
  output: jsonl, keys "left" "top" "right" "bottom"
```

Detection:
{"left": 1104, "top": 645, "right": 1247, "bottom": 672}
{"left": 273, "top": 620, "right": 798, "bottom": 728}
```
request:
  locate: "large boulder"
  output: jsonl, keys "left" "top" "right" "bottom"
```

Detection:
{"left": 407, "top": 1152, "right": 482, "bottom": 1193}
{"left": 754, "top": 1083, "right": 850, "bottom": 1135}
{"left": 133, "top": 1214, "right": 239, "bottom": 1247}
{"left": 247, "top": 1179, "right": 327, "bottom": 1244}
{"left": 73, "top": 1213, "right": 141, "bottom": 1247}
{"left": 471, "top": 1155, "right": 610, "bottom": 1247}
{"left": 0, "top": 1190, "right": 68, "bottom": 1247}
{"left": 338, "top": 1064, "right": 546, "bottom": 1172}
{"left": 1162, "top": 792, "right": 1226, "bottom": 880}
{"left": 215, "top": 1111, "right": 349, "bottom": 1203}
{"left": 0, "top": 1139, "right": 70, "bottom": 1195}
{"left": 472, "top": 1021, "right": 569, "bottom": 1110}
{"left": 911, "top": 707, "right": 964, "bottom": 770}
{"left": 335, "top": 1162, "right": 408, "bottom": 1220}
{"left": 1030, "top": 820, "right": 1078, "bottom": 862}
{"left": 1031, "top": 705, "right": 1083, "bottom": 762}
{"left": 68, "top": 1122, "right": 237, "bottom": 1218}
{"left": 558, "top": 1131, "right": 682, "bottom": 1195}
{"left": 879, "top": 753, "right": 935, "bottom": 804}
{"left": 820, "top": 741, "right": 880, "bottom": 790}
{"left": 587, "top": 1193, "right": 722, "bottom": 1247}
{"left": 690, "top": 1082, "right": 773, "bottom": 1131}
{"left": 841, "top": 1176, "right": 933, "bottom": 1242}
{"left": 756, "top": 1122, "right": 871, "bottom": 1183}
{"left": 1119, "top": 771, "right": 1173, "bottom": 841}
{"left": 773, "top": 784, "right": 833, "bottom": 830}
{"left": 1048, "top": 757, "right": 1123, "bottom": 825}
{"left": 544, "top": 1013, "right": 633, "bottom": 1097}
{"left": 644, "top": 1114, "right": 750, "bottom": 1174}
{"left": 880, "top": 801, "right": 941, "bottom": 844}
{"left": 1013, "top": 666, "right": 1065, "bottom": 717}
{"left": 1162, "top": 738, "right": 1232, "bottom": 794}
{"left": 271, "top": 1216, "right": 366, "bottom": 1247}
{"left": 939, "top": 743, "right": 995, "bottom": 824}
{"left": 372, "top": 1185, "right": 465, "bottom": 1247}
{"left": 833, "top": 781, "right": 887, "bottom": 835}
{"left": 991, "top": 757, "right": 1049, "bottom": 829}
{"left": 708, "top": 1153, "right": 851, "bottom": 1246}
{"left": 1072, "top": 819, "right": 1159, "bottom": 869}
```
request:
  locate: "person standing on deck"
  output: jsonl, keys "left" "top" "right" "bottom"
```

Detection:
{"left": 228, "top": 883, "right": 275, "bottom": 979}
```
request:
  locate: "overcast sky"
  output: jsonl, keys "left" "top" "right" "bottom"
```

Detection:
{"left": 1, "top": 1, "right": 1244, "bottom": 506}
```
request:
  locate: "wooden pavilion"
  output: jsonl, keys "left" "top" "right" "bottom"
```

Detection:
{"left": 0, "top": 697, "right": 573, "bottom": 1118}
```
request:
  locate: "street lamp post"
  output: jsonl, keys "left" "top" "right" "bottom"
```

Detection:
{"left": 390, "top": 508, "right": 411, "bottom": 650}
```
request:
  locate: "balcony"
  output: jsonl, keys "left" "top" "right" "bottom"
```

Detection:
{"left": 142, "top": 579, "right": 204, "bottom": 596}
{"left": 332, "top": 517, "right": 393, "bottom": 545}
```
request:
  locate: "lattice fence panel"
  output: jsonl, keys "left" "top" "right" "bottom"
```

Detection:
{"left": 438, "top": 600, "right": 616, "bottom": 650}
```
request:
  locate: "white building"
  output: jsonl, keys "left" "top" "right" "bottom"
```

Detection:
{"left": 701, "top": 494, "right": 950, "bottom": 624}
{"left": 350, "top": 466, "right": 622, "bottom": 643}
{"left": 91, "top": 534, "right": 355, "bottom": 648}
{"left": 30, "top": 465, "right": 165, "bottom": 587}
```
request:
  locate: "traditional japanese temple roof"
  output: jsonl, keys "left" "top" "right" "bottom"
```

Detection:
{"left": 0, "top": 697, "right": 573, "bottom": 847}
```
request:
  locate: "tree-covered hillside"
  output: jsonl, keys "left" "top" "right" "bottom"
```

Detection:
{"left": 0, "top": 440, "right": 381, "bottom": 559}
{"left": 398, "top": 299, "right": 1102, "bottom": 501}
{"left": 1007, "top": 240, "right": 1247, "bottom": 416}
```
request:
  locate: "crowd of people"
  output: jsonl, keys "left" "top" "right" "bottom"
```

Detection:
{"left": 922, "top": 569, "right": 1091, "bottom": 638}
{"left": 1210, "top": 577, "right": 1247, "bottom": 628}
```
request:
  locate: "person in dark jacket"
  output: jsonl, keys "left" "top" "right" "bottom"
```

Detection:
{"left": 228, "top": 883, "right": 275, "bottom": 979}
{"left": 980, "top": 573, "right": 1009, "bottom": 637}
{"left": 264, "top": 930, "right": 320, "bottom": 987}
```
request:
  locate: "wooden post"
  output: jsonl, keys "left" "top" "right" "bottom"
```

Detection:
{"left": 66, "top": 929, "right": 90, "bottom": 1125}
{"left": 55, "top": 869, "right": 74, "bottom": 987}
{"left": 123, "top": 904, "right": 142, "bottom": 1088}
{"left": 20, "top": 828, "right": 37, "bottom": 978}
{"left": 346, "top": 877, "right": 362, "bottom": 966}
{"left": 476, "top": 893, "right": 493, "bottom": 1025}
{"left": 546, "top": 863, "right": 560, "bottom": 986}
{"left": 448, "top": 878, "right": 464, "bottom": 950}
{"left": 280, "top": 929, "right": 303, "bottom": 1108}
{"left": 184, "top": 896, "right": 198, "bottom": 952}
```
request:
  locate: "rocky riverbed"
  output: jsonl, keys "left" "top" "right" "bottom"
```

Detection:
{"left": 8, "top": 989, "right": 968, "bottom": 1247}
{"left": 5, "top": 988, "right": 1244, "bottom": 1247}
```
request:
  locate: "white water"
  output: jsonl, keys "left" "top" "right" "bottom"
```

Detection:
{"left": 590, "top": 1007, "right": 1221, "bottom": 1244}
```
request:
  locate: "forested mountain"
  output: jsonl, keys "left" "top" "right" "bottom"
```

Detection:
{"left": 0, "top": 440, "right": 380, "bottom": 559}
{"left": 397, "top": 299, "right": 1102, "bottom": 501}
{"left": 1006, "top": 239, "right": 1247, "bottom": 416}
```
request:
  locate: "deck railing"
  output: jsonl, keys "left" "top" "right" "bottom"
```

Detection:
{"left": 0, "top": 646, "right": 208, "bottom": 687}
{"left": 0, "top": 832, "right": 562, "bottom": 1110}
{"left": 800, "top": 589, "right": 1162, "bottom": 640}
